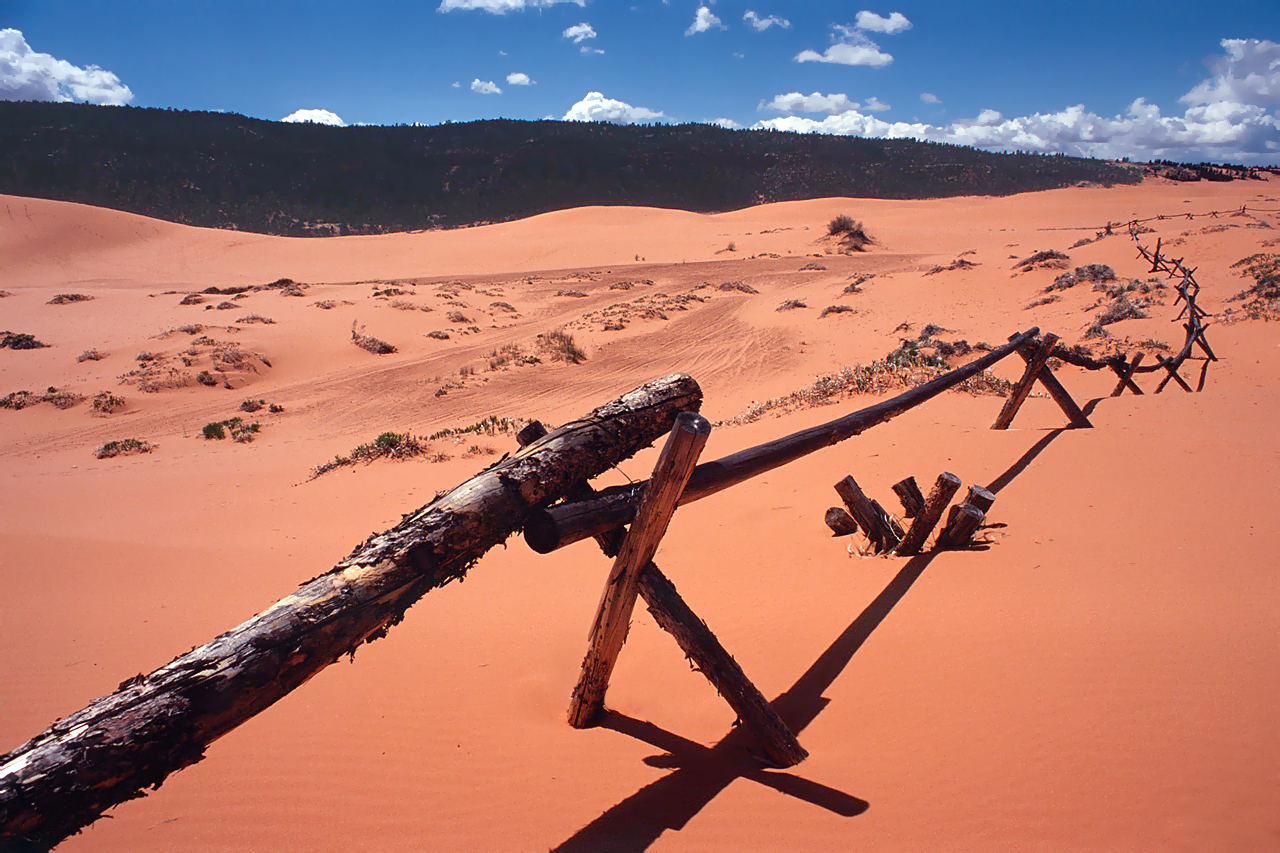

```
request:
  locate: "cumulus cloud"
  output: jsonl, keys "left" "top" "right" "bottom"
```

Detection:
{"left": 920, "top": 92, "right": 941, "bottom": 104}
{"left": 854, "top": 11, "right": 912, "bottom": 34}
{"left": 581, "top": 46, "right": 604, "bottom": 55}
{"left": 686, "top": 7, "right": 726, "bottom": 36}
{"left": 764, "top": 91, "right": 861, "bottom": 114}
{"left": 710, "top": 117, "right": 743, "bottom": 129}
{"left": 563, "top": 22, "right": 597, "bottom": 43}
{"left": 796, "top": 25, "right": 893, "bottom": 67}
{"left": 438, "top": 0, "right": 584, "bottom": 12}
{"left": 506, "top": 71, "right": 534, "bottom": 85}
{"left": 0, "top": 28, "right": 133, "bottom": 104}
{"left": 743, "top": 11, "right": 790, "bottom": 32}
{"left": 863, "top": 96, "right": 891, "bottom": 112}
{"left": 1180, "top": 38, "right": 1280, "bottom": 107}
{"left": 563, "top": 91, "right": 666, "bottom": 124}
{"left": 471, "top": 78, "right": 502, "bottom": 94}
{"left": 281, "top": 108, "right": 345, "bottom": 126}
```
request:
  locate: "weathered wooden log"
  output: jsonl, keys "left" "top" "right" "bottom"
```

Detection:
{"left": 891, "top": 477, "right": 925, "bottom": 517}
{"left": 1009, "top": 335, "right": 1092, "bottom": 428}
{"left": 824, "top": 507, "right": 859, "bottom": 536}
{"left": 963, "top": 484, "right": 996, "bottom": 514}
{"left": 1155, "top": 355, "right": 1193, "bottom": 394}
{"left": 895, "top": 472, "right": 961, "bottom": 556}
{"left": 835, "top": 476, "right": 902, "bottom": 553}
{"left": 0, "top": 374, "right": 702, "bottom": 852}
{"left": 524, "top": 329, "right": 1040, "bottom": 554}
{"left": 568, "top": 412, "right": 712, "bottom": 728}
{"left": 936, "top": 504, "right": 986, "bottom": 550}
{"left": 1187, "top": 322, "right": 1217, "bottom": 361}
{"left": 992, "top": 333, "right": 1059, "bottom": 429}
{"left": 637, "top": 564, "right": 807, "bottom": 767}
{"left": 1110, "top": 352, "right": 1145, "bottom": 397}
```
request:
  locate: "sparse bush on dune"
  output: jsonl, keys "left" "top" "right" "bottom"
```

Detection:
{"left": 1045, "top": 264, "right": 1116, "bottom": 292}
{"left": 776, "top": 299, "right": 808, "bottom": 311}
{"left": 1, "top": 387, "right": 85, "bottom": 410}
{"left": 95, "top": 438, "right": 153, "bottom": 459}
{"left": 826, "top": 215, "right": 873, "bottom": 251}
{"left": 539, "top": 329, "right": 586, "bottom": 364}
{"left": 48, "top": 293, "right": 93, "bottom": 305}
{"left": 1, "top": 332, "right": 47, "bottom": 350}
{"left": 819, "top": 304, "right": 853, "bottom": 318}
{"left": 351, "top": 322, "right": 397, "bottom": 354}
{"left": 235, "top": 314, "right": 275, "bottom": 324}
{"left": 77, "top": 349, "right": 106, "bottom": 362}
{"left": 1014, "top": 249, "right": 1070, "bottom": 272}
{"left": 92, "top": 391, "right": 125, "bottom": 415}
{"left": 202, "top": 417, "right": 260, "bottom": 442}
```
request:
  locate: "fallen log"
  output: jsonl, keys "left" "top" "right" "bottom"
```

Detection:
{"left": 524, "top": 328, "right": 1040, "bottom": 554}
{"left": 824, "top": 507, "right": 859, "bottom": 536}
{"left": 0, "top": 373, "right": 702, "bottom": 852}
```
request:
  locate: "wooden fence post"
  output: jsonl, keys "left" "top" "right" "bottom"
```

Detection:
{"left": 824, "top": 507, "right": 859, "bottom": 536}
{"left": 992, "top": 334, "right": 1060, "bottom": 429}
{"left": 891, "top": 477, "right": 925, "bottom": 517}
{"left": 895, "top": 472, "right": 961, "bottom": 556}
{"left": 568, "top": 412, "right": 712, "bottom": 728}
{"left": 1155, "top": 355, "right": 1193, "bottom": 394}
{"left": 1110, "top": 352, "right": 1145, "bottom": 396}
{"left": 835, "top": 476, "right": 903, "bottom": 553}
{"left": 1007, "top": 334, "right": 1093, "bottom": 428}
{"left": 936, "top": 505, "right": 986, "bottom": 550}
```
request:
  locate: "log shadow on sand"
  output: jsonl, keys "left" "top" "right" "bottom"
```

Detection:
{"left": 554, "top": 552, "right": 938, "bottom": 851}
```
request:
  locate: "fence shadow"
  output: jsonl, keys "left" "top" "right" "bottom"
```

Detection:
{"left": 553, "top": 552, "right": 936, "bottom": 852}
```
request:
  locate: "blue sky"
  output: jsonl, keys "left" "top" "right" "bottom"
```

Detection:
{"left": 3, "top": 0, "right": 1278, "bottom": 163}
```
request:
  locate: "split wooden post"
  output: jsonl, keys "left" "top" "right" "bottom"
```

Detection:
{"left": 824, "top": 507, "right": 859, "bottom": 536}
{"left": 1187, "top": 322, "right": 1217, "bottom": 361}
{"left": 895, "top": 472, "right": 961, "bottom": 556}
{"left": 568, "top": 411, "right": 712, "bottom": 728}
{"left": 993, "top": 334, "right": 1059, "bottom": 429}
{"left": 1155, "top": 355, "right": 1193, "bottom": 394}
{"left": 1110, "top": 352, "right": 1145, "bottom": 397}
{"left": 637, "top": 565, "right": 808, "bottom": 767}
{"left": 936, "top": 505, "right": 986, "bottom": 550}
{"left": 891, "top": 477, "right": 925, "bottom": 518}
{"left": 834, "top": 475, "right": 903, "bottom": 553}
{"left": 1006, "top": 333, "right": 1093, "bottom": 428}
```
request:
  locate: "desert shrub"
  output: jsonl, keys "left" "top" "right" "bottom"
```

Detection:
{"left": 236, "top": 314, "right": 275, "bottom": 324}
{"left": 425, "top": 330, "right": 451, "bottom": 340}
{"left": 556, "top": 290, "right": 588, "bottom": 298}
{"left": 490, "top": 301, "right": 517, "bottom": 312}
{"left": 179, "top": 293, "right": 205, "bottom": 305}
{"left": 203, "top": 417, "right": 260, "bottom": 442}
{"left": 95, "top": 438, "right": 153, "bottom": 459}
{"left": 1, "top": 387, "right": 84, "bottom": 410}
{"left": 77, "top": 349, "right": 106, "bottom": 362}
{"left": 43, "top": 388, "right": 84, "bottom": 409}
{"left": 826, "top": 216, "right": 873, "bottom": 251}
{"left": 269, "top": 403, "right": 285, "bottom": 413}
{"left": 311, "top": 430, "right": 429, "bottom": 478}
{"left": 487, "top": 343, "right": 540, "bottom": 370}
{"left": 92, "top": 391, "right": 126, "bottom": 414}
{"left": 717, "top": 281, "right": 758, "bottom": 293}
{"left": 1134, "top": 338, "right": 1170, "bottom": 351}
{"left": 48, "top": 293, "right": 93, "bottom": 304}
{"left": 426, "top": 414, "right": 527, "bottom": 442}
{"left": 1094, "top": 296, "right": 1148, "bottom": 327}
{"left": 203, "top": 421, "right": 227, "bottom": 439}
{"left": 920, "top": 323, "right": 950, "bottom": 338}
{"left": 173, "top": 324, "right": 205, "bottom": 335}
{"left": 819, "top": 304, "right": 853, "bottom": 318}
{"left": 776, "top": 299, "right": 807, "bottom": 311}
{"left": 1025, "top": 295, "right": 1059, "bottom": 309}
{"left": 351, "top": 322, "right": 397, "bottom": 354}
{"left": 390, "top": 299, "right": 431, "bottom": 311}
{"left": 239, "top": 398, "right": 265, "bottom": 412}
{"left": 1227, "top": 253, "right": 1280, "bottom": 319}
{"left": 196, "top": 370, "right": 218, "bottom": 386}
{"left": 214, "top": 301, "right": 236, "bottom": 310}
{"left": 828, "top": 214, "right": 857, "bottom": 236}
{"left": 800, "top": 262, "right": 827, "bottom": 271}
{"left": 312, "top": 300, "right": 337, "bottom": 309}
{"left": 1045, "top": 264, "right": 1116, "bottom": 292}
{"left": 539, "top": 329, "right": 586, "bottom": 364}
{"left": 1013, "top": 249, "right": 1070, "bottom": 272}
{"left": 1, "top": 332, "right": 46, "bottom": 350}
{"left": 0, "top": 391, "right": 37, "bottom": 410}
{"left": 885, "top": 338, "right": 948, "bottom": 369}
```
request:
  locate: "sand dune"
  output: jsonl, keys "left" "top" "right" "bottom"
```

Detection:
{"left": 2, "top": 178, "right": 1278, "bottom": 850}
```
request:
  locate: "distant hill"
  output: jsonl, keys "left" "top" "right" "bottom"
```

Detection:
{"left": 0, "top": 102, "right": 1143, "bottom": 237}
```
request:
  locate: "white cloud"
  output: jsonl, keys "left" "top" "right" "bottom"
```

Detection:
{"left": 1180, "top": 38, "right": 1280, "bottom": 107}
{"left": 564, "top": 91, "right": 666, "bottom": 124}
{"left": 0, "top": 28, "right": 133, "bottom": 104}
{"left": 438, "top": 0, "right": 584, "bottom": 12}
{"left": 863, "top": 96, "right": 891, "bottom": 112}
{"left": 710, "top": 118, "right": 743, "bottom": 129}
{"left": 854, "top": 11, "right": 912, "bottom": 34}
{"left": 796, "top": 26, "right": 892, "bottom": 67}
{"left": 765, "top": 91, "right": 860, "bottom": 114}
{"left": 281, "top": 108, "right": 345, "bottom": 126}
{"left": 743, "top": 11, "right": 790, "bottom": 31}
{"left": 452, "top": 81, "right": 461, "bottom": 88}
{"left": 581, "top": 46, "right": 605, "bottom": 55}
{"left": 686, "top": 7, "right": 726, "bottom": 36}
{"left": 920, "top": 92, "right": 940, "bottom": 104}
{"left": 507, "top": 71, "right": 534, "bottom": 85}
{"left": 563, "top": 22, "right": 596, "bottom": 43}
{"left": 471, "top": 78, "right": 502, "bottom": 94}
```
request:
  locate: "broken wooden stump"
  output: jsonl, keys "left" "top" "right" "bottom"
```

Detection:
{"left": 891, "top": 477, "right": 924, "bottom": 518}
{"left": 835, "top": 475, "right": 903, "bottom": 553}
{"left": 993, "top": 334, "right": 1060, "bottom": 430}
{"left": 0, "top": 373, "right": 703, "bottom": 852}
{"left": 937, "top": 504, "right": 986, "bottom": 550}
{"left": 637, "top": 564, "right": 807, "bottom": 767}
{"left": 824, "top": 507, "right": 859, "bottom": 536}
{"left": 895, "top": 472, "right": 961, "bottom": 556}
{"left": 1110, "top": 352, "right": 1145, "bottom": 397}
{"left": 569, "top": 411, "right": 712, "bottom": 728}
{"left": 962, "top": 484, "right": 996, "bottom": 514}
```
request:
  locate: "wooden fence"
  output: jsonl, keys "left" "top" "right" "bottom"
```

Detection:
{"left": 0, "top": 233, "right": 1220, "bottom": 850}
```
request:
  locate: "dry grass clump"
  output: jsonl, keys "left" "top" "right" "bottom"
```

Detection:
{"left": 445, "top": 310, "right": 473, "bottom": 324}
{"left": 924, "top": 258, "right": 979, "bottom": 276}
{"left": 77, "top": 348, "right": 107, "bottom": 362}
{"left": 490, "top": 301, "right": 518, "bottom": 313}
{"left": 236, "top": 314, "right": 275, "bottom": 324}
{"left": 1225, "top": 253, "right": 1280, "bottom": 320}
{"left": 776, "top": 299, "right": 808, "bottom": 312}
{"left": 2, "top": 387, "right": 85, "bottom": 410}
{"left": 425, "top": 330, "right": 451, "bottom": 340}
{"left": 800, "top": 262, "right": 828, "bottom": 271}
{"left": 92, "top": 391, "right": 126, "bottom": 415}
{"left": 214, "top": 301, "right": 236, "bottom": 310}
{"left": 351, "top": 322, "right": 397, "bottom": 354}
{"left": 426, "top": 414, "right": 527, "bottom": 442}
{"left": 717, "top": 281, "right": 759, "bottom": 293}
{"left": 1014, "top": 249, "right": 1070, "bottom": 272}
{"left": 827, "top": 215, "right": 874, "bottom": 251}
{"left": 1026, "top": 295, "right": 1059, "bottom": 310}
{"left": 556, "top": 290, "right": 588, "bottom": 298}
{"left": 1045, "top": 264, "right": 1116, "bottom": 292}
{"left": 48, "top": 293, "right": 93, "bottom": 305}
{"left": 390, "top": 299, "right": 432, "bottom": 311}
{"left": 819, "top": 304, "right": 853, "bottom": 318}
{"left": 310, "top": 431, "right": 429, "bottom": 479}
{"left": 95, "top": 438, "right": 153, "bottom": 459}
{"left": 1085, "top": 296, "right": 1149, "bottom": 338}
{"left": 486, "top": 343, "right": 541, "bottom": 371}
{"left": 538, "top": 329, "right": 586, "bottom": 364}
{"left": 1, "top": 332, "right": 47, "bottom": 350}
{"left": 179, "top": 293, "right": 205, "bottom": 305}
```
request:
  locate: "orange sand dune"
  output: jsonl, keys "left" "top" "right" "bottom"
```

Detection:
{"left": 1, "top": 178, "right": 1278, "bottom": 851}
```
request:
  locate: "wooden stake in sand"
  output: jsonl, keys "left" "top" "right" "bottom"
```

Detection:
{"left": 937, "top": 485, "right": 995, "bottom": 550}
{"left": 895, "top": 472, "right": 961, "bottom": 556}
{"left": 824, "top": 507, "right": 859, "bottom": 536}
{"left": 1110, "top": 352, "right": 1145, "bottom": 397}
{"left": 992, "top": 334, "right": 1059, "bottom": 430}
{"left": 1155, "top": 355, "right": 1194, "bottom": 394}
{"left": 0, "top": 374, "right": 702, "bottom": 852}
{"left": 1005, "top": 333, "right": 1092, "bottom": 429}
{"left": 568, "top": 412, "right": 712, "bottom": 728}
{"left": 891, "top": 477, "right": 925, "bottom": 518}
{"left": 835, "top": 475, "right": 903, "bottom": 553}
